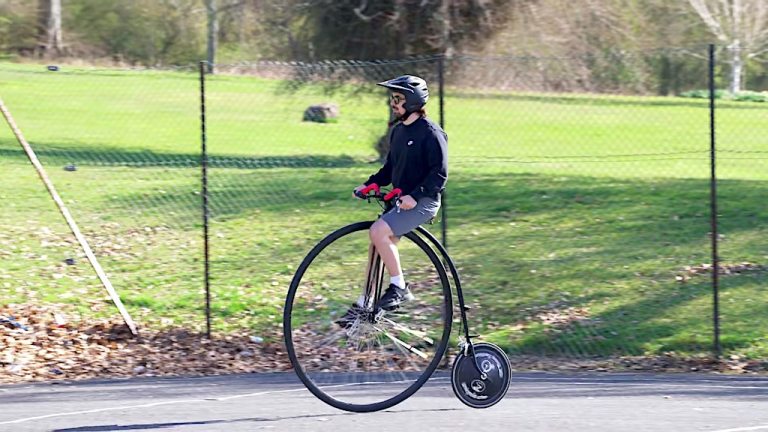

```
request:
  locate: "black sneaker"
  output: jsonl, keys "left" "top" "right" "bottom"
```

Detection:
{"left": 375, "top": 283, "right": 415, "bottom": 311}
{"left": 335, "top": 304, "right": 365, "bottom": 329}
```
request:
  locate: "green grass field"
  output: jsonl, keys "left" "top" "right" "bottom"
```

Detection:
{"left": 1, "top": 61, "right": 766, "bottom": 361}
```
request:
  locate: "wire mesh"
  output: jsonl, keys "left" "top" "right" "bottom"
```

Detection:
{"left": 443, "top": 50, "right": 714, "bottom": 360}
{"left": 1, "top": 45, "right": 765, "bottom": 365}
{"left": 204, "top": 58, "right": 442, "bottom": 333}
{"left": 0, "top": 63, "right": 204, "bottom": 331}
{"left": 713, "top": 45, "right": 768, "bottom": 362}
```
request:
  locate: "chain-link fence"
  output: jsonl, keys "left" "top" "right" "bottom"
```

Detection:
{"left": 445, "top": 50, "right": 714, "bottom": 360}
{"left": 0, "top": 64, "right": 205, "bottom": 331}
{"left": 1, "top": 45, "right": 765, "bottom": 365}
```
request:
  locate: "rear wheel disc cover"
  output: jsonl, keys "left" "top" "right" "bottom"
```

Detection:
{"left": 451, "top": 342, "right": 511, "bottom": 408}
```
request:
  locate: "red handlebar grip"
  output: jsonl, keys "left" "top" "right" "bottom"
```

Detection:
{"left": 383, "top": 188, "right": 402, "bottom": 201}
{"left": 360, "top": 183, "right": 380, "bottom": 195}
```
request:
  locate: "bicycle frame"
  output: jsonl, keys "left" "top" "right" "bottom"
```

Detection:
{"left": 358, "top": 183, "right": 486, "bottom": 377}
{"left": 413, "top": 227, "right": 486, "bottom": 376}
{"left": 414, "top": 226, "right": 471, "bottom": 342}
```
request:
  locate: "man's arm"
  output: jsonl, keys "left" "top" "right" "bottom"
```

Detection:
{"left": 365, "top": 151, "right": 393, "bottom": 187}
{"left": 410, "top": 130, "right": 447, "bottom": 200}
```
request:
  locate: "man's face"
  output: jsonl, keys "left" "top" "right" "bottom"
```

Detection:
{"left": 390, "top": 92, "right": 406, "bottom": 117}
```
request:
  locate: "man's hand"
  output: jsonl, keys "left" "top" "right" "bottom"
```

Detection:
{"left": 353, "top": 184, "right": 367, "bottom": 198}
{"left": 399, "top": 195, "right": 417, "bottom": 210}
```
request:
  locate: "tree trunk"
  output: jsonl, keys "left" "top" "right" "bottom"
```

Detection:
{"left": 38, "top": 0, "right": 63, "bottom": 56}
{"left": 729, "top": 39, "right": 743, "bottom": 94}
{"left": 439, "top": 0, "right": 453, "bottom": 57}
{"left": 206, "top": 0, "right": 218, "bottom": 74}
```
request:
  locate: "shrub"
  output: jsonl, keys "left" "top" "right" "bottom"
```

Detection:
{"left": 679, "top": 89, "right": 767, "bottom": 102}
{"left": 732, "top": 91, "right": 768, "bottom": 103}
{"left": 679, "top": 89, "right": 727, "bottom": 99}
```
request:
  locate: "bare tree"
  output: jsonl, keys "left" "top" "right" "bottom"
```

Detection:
{"left": 204, "top": 0, "right": 245, "bottom": 73}
{"left": 283, "top": 0, "right": 519, "bottom": 60}
{"left": 687, "top": 0, "right": 768, "bottom": 93}
{"left": 205, "top": 0, "right": 218, "bottom": 73}
{"left": 37, "top": 0, "right": 63, "bottom": 56}
{"left": 480, "top": 0, "right": 653, "bottom": 92}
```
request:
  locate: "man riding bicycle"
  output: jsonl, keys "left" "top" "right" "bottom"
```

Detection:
{"left": 337, "top": 74, "right": 448, "bottom": 327}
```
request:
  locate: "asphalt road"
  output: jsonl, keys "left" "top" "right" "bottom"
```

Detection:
{"left": 1, "top": 371, "right": 768, "bottom": 432}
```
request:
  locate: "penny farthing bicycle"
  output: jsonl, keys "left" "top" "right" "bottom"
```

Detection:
{"left": 283, "top": 184, "right": 511, "bottom": 413}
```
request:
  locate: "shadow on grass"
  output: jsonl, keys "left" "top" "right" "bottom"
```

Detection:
{"left": 0, "top": 140, "right": 359, "bottom": 170}
{"left": 192, "top": 169, "right": 764, "bottom": 359}
{"left": 508, "top": 270, "right": 768, "bottom": 358}
{"left": 7, "top": 140, "right": 766, "bottom": 359}
{"left": 442, "top": 172, "right": 768, "bottom": 358}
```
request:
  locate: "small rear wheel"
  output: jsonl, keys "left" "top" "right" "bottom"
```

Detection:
{"left": 451, "top": 342, "right": 511, "bottom": 408}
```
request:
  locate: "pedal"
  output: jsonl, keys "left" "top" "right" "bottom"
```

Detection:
{"left": 374, "top": 308, "right": 386, "bottom": 320}
{"left": 375, "top": 304, "right": 405, "bottom": 315}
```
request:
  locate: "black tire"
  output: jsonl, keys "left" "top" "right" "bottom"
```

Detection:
{"left": 451, "top": 342, "right": 511, "bottom": 408}
{"left": 284, "top": 221, "right": 453, "bottom": 412}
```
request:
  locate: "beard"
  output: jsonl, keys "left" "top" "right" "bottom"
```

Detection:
{"left": 388, "top": 111, "right": 411, "bottom": 127}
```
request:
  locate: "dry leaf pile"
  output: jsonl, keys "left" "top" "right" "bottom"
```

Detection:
{"left": 0, "top": 304, "right": 291, "bottom": 384}
{"left": 3, "top": 303, "right": 766, "bottom": 385}
{"left": 676, "top": 262, "right": 766, "bottom": 282}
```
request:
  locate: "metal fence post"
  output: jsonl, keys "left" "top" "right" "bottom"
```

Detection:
{"left": 200, "top": 61, "right": 212, "bottom": 339}
{"left": 708, "top": 44, "right": 721, "bottom": 359}
{"left": 437, "top": 55, "right": 447, "bottom": 250}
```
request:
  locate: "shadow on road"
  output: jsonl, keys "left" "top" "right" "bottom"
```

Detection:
{"left": 52, "top": 408, "right": 459, "bottom": 431}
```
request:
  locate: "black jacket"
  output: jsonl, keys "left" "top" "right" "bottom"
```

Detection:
{"left": 365, "top": 116, "right": 448, "bottom": 200}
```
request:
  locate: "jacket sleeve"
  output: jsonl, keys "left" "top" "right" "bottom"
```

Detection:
{"left": 365, "top": 151, "right": 392, "bottom": 187}
{"left": 365, "top": 125, "right": 396, "bottom": 187}
{"left": 410, "top": 129, "right": 447, "bottom": 200}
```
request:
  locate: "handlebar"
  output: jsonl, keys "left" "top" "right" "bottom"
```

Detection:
{"left": 355, "top": 183, "right": 403, "bottom": 203}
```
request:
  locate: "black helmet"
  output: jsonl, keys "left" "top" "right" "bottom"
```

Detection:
{"left": 377, "top": 75, "right": 429, "bottom": 112}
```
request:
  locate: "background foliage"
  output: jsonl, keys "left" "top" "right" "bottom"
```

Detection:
{"left": 3, "top": 0, "right": 768, "bottom": 93}
{"left": 1, "top": 2, "right": 766, "bottom": 376}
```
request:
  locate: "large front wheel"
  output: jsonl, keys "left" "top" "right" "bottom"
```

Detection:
{"left": 284, "top": 221, "right": 453, "bottom": 412}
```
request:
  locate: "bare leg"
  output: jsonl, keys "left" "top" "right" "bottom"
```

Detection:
{"left": 369, "top": 219, "right": 402, "bottom": 279}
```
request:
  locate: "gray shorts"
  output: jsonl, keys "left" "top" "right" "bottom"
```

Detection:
{"left": 380, "top": 197, "right": 441, "bottom": 237}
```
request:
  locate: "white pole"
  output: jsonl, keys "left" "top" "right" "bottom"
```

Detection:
{"left": 0, "top": 98, "right": 138, "bottom": 336}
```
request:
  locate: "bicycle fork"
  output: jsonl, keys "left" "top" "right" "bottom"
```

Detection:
{"left": 362, "top": 243, "right": 386, "bottom": 310}
{"left": 415, "top": 226, "right": 488, "bottom": 379}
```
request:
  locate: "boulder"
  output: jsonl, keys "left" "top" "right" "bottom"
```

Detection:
{"left": 303, "top": 103, "right": 339, "bottom": 123}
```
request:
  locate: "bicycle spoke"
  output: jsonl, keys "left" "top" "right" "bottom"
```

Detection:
{"left": 375, "top": 325, "right": 429, "bottom": 360}
{"left": 284, "top": 222, "right": 452, "bottom": 412}
{"left": 379, "top": 316, "right": 435, "bottom": 345}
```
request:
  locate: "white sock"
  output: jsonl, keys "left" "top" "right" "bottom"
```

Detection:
{"left": 390, "top": 274, "right": 405, "bottom": 289}
{"left": 355, "top": 295, "right": 366, "bottom": 307}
